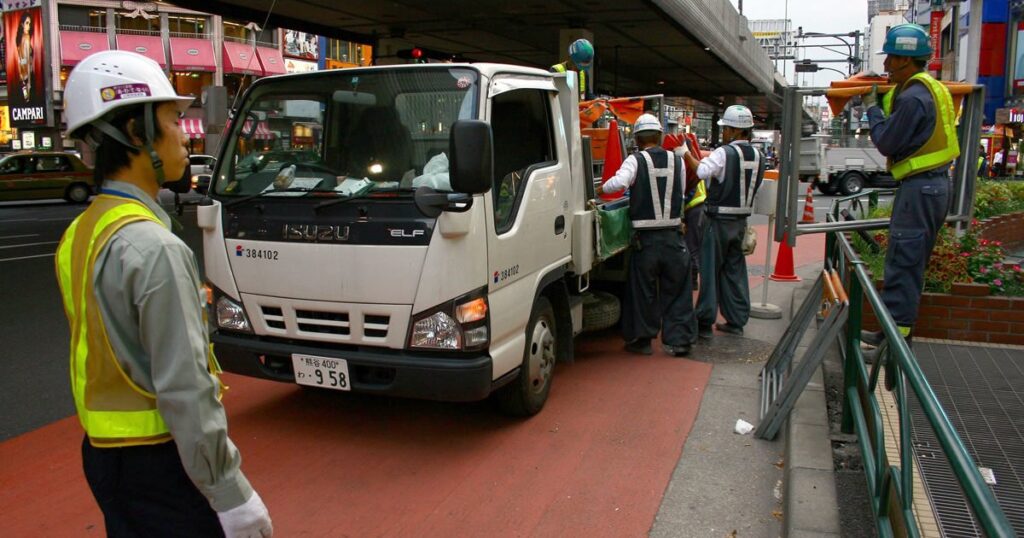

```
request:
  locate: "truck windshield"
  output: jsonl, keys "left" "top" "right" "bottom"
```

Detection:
{"left": 212, "top": 67, "right": 479, "bottom": 199}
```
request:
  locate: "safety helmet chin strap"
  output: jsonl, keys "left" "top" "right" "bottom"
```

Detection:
{"left": 87, "top": 102, "right": 166, "bottom": 191}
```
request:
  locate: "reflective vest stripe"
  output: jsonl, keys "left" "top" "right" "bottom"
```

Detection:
{"left": 686, "top": 180, "right": 707, "bottom": 210}
{"left": 57, "top": 195, "right": 172, "bottom": 445}
{"left": 635, "top": 151, "right": 681, "bottom": 229}
{"left": 883, "top": 73, "right": 960, "bottom": 180}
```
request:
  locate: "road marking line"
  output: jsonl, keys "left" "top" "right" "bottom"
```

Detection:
{"left": 0, "top": 241, "right": 59, "bottom": 250}
{"left": 0, "top": 253, "right": 54, "bottom": 262}
{"left": 0, "top": 234, "right": 39, "bottom": 240}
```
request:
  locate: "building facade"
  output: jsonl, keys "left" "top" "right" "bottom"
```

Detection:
{"left": 0, "top": 0, "right": 370, "bottom": 159}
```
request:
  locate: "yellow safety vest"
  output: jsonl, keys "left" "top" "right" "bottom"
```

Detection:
{"left": 551, "top": 62, "right": 587, "bottom": 100}
{"left": 880, "top": 72, "right": 960, "bottom": 180}
{"left": 686, "top": 179, "right": 707, "bottom": 210}
{"left": 55, "top": 193, "right": 222, "bottom": 448}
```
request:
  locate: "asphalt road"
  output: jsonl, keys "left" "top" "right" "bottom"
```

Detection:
{"left": 0, "top": 193, "right": 201, "bottom": 441}
{"left": 0, "top": 185, "right": 883, "bottom": 441}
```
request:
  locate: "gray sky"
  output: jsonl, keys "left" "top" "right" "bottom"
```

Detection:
{"left": 729, "top": 0, "right": 869, "bottom": 88}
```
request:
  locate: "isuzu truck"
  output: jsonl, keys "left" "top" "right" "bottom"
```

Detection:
{"left": 198, "top": 63, "right": 631, "bottom": 416}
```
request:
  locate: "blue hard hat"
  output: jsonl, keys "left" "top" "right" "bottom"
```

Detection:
{"left": 568, "top": 39, "right": 594, "bottom": 68}
{"left": 878, "top": 23, "right": 932, "bottom": 58}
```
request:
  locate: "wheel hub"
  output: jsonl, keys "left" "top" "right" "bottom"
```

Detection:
{"left": 527, "top": 318, "right": 555, "bottom": 395}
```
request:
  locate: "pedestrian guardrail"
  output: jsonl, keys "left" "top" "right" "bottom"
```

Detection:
{"left": 821, "top": 193, "right": 1014, "bottom": 537}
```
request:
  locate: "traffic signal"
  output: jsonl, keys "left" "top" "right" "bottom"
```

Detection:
{"left": 397, "top": 47, "right": 427, "bottom": 63}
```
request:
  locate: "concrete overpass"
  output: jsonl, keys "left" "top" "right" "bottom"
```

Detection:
{"left": 169, "top": 0, "right": 785, "bottom": 121}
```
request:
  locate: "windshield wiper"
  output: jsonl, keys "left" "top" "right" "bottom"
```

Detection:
{"left": 223, "top": 187, "right": 320, "bottom": 209}
{"left": 314, "top": 187, "right": 416, "bottom": 212}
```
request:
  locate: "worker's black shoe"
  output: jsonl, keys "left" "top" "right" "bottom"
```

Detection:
{"left": 860, "top": 330, "right": 885, "bottom": 347}
{"left": 625, "top": 338, "right": 653, "bottom": 355}
{"left": 664, "top": 344, "right": 691, "bottom": 357}
{"left": 697, "top": 324, "right": 713, "bottom": 340}
{"left": 715, "top": 322, "right": 744, "bottom": 336}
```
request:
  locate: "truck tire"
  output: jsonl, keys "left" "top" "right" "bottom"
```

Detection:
{"left": 497, "top": 296, "right": 556, "bottom": 417}
{"left": 581, "top": 290, "right": 620, "bottom": 332}
{"left": 817, "top": 181, "right": 839, "bottom": 196}
{"left": 65, "top": 183, "right": 92, "bottom": 203}
{"left": 840, "top": 171, "right": 866, "bottom": 195}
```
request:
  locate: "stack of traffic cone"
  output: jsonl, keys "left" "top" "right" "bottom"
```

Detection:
{"left": 802, "top": 183, "right": 816, "bottom": 223}
{"left": 599, "top": 119, "right": 624, "bottom": 201}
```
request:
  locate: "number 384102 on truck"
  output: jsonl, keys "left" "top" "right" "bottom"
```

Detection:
{"left": 199, "top": 63, "right": 632, "bottom": 416}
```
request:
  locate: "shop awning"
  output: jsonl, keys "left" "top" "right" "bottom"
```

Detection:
{"left": 181, "top": 117, "right": 205, "bottom": 139}
{"left": 116, "top": 34, "right": 166, "bottom": 67}
{"left": 247, "top": 120, "right": 275, "bottom": 140}
{"left": 222, "top": 41, "right": 263, "bottom": 75}
{"left": 60, "top": 31, "right": 110, "bottom": 66}
{"left": 256, "top": 46, "right": 287, "bottom": 76}
{"left": 169, "top": 37, "right": 216, "bottom": 72}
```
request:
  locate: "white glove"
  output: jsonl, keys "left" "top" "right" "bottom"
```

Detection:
{"left": 673, "top": 144, "right": 688, "bottom": 158}
{"left": 218, "top": 491, "right": 273, "bottom": 538}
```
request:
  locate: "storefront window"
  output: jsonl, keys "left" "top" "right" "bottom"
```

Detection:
{"left": 115, "top": 12, "right": 159, "bottom": 33}
{"left": 168, "top": 15, "right": 206, "bottom": 36}
{"left": 172, "top": 72, "right": 212, "bottom": 101}
{"left": 325, "top": 39, "right": 371, "bottom": 67}
{"left": 223, "top": 20, "right": 249, "bottom": 42}
{"left": 89, "top": 10, "right": 106, "bottom": 29}
{"left": 224, "top": 74, "right": 253, "bottom": 103}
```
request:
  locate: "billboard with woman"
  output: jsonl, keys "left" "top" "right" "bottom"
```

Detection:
{"left": 4, "top": 5, "right": 46, "bottom": 126}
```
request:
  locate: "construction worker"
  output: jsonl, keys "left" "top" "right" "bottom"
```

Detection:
{"left": 682, "top": 148, "right": 707, "bottom": 289}
{"left": 860, "top": 23, "right": 959, "bottom": 349}
{"left": 55, "top": 51, "right": 272, "bottom": 537}
{"left": 977, "top": 145, "right": 988, "bottom": 178}
{"left": 597, "top": 113, "right": 695, "bottom": 356}
{"left": 551, "top": 38, "right": 594, "bottom": 101}
{"left": 683, "top": 105, "right": 764, "bottom": 339}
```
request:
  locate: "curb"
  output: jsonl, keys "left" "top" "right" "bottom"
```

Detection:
{"left": 783, "top": 277, "right": 841, "bottom": 537}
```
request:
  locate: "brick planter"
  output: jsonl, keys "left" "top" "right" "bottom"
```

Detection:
{"left": 860, "top": 212, "right": 1024, "bottom": 345}
{"left": 975, "top": 211, "right": 1024, "bottom": 252}
{"left": 862, "top": 282, "right": 1024, "bottom": 345}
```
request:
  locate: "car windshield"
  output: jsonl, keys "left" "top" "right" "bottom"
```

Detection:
{"left": 213, "top": 67, "right": 480, "bottom": 199}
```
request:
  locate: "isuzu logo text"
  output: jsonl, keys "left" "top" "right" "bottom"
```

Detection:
{"left": 282, "top": 224, "right": 350, "bottom": 242}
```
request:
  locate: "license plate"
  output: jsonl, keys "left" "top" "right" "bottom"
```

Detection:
{"left": 292, "top": 354, "right": 351, "bottom": 391}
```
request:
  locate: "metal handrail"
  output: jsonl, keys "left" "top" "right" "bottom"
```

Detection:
{"left": 827, "top": 205, "right": 1013, "bottom": 537}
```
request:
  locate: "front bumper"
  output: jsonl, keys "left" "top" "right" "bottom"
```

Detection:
{"left": 212, "top": 331, "right": 497, "bottom": 402}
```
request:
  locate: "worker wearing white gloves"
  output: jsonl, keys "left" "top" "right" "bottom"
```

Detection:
{"left": 56, "top": 50, "right": 272, "bottom": 537}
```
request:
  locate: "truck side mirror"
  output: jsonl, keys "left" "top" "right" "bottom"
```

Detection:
{"left": 449, "top": 119, "right": 493, "bottom": 194}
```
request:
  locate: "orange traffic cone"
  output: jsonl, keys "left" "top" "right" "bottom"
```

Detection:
{"left": 770, "top": 233, "right": 801, "bottom": 282}
{"left": 600, "top": 120, "right": 624, "bottom": 201}
{"left": 801, "top": 183, "right": 816, "bottom": 223}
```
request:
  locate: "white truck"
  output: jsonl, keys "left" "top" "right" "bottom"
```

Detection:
{"left": 197, "top": 63, "right": 632, "bottom": 416}
{"left": 814, "top": 140, "right": 896, "bottom": 195}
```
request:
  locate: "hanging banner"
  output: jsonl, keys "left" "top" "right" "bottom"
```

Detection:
{"left": 0, "top": 17, "right": 6, "bottom": 84}
{"left": 928, "top": 10, "right": 943, "bottom": 72}
{"left": 283, "top": 29, "right": 318, "bottom": 60}
{"left": 4, "top": 6, "right": 46, "bottom": 127}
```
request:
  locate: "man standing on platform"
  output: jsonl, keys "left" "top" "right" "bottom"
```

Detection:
{"left": 860, "top": 23, "right": 959, "bottom": 349}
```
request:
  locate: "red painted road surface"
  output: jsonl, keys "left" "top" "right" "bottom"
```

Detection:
{"left": 0, "top": 224, "right": 823, "bottom": 537}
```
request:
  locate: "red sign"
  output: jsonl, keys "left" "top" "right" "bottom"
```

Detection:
{"left": 929, "top": 10, "right": 943, "bottom": 72}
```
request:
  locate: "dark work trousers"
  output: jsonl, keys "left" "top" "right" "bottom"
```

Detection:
{"left": 696, "top": 215, "right": 750, "bottom": 329}
{"left": 684, "top": 204, "right": 706, "bottom": 286}
{"left": 623, "top": 228, "right": 696, "bottom": 347}
{"left": 82, "top": 436, "right": 224, "bottom": 538}
{"left": 881, "top": 171, "right": 949, "bottom": 327}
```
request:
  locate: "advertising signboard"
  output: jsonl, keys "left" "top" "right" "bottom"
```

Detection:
{"left": 4, "top": 4, "right": 46, "bottom": 127}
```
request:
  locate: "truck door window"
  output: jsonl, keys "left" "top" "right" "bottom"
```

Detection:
{"left": 490, "top": 89, "right": 555, "bottom": 233}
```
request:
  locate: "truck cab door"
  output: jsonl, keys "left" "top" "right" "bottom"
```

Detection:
{"left": 484, "top": 81, "right": 571, "bottom": 377}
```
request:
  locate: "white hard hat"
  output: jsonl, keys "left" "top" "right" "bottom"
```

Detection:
{"left": 64, "top": 50, "right": 193, "bottom": 139}
{"left": 633, "top": 113, "right": 663, "bottom": 134}
{"left": 717, "top": 105, "right": 754, "bottom": 129}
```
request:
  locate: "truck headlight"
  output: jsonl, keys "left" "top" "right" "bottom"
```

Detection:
{"left": 216, "top": 296, "right": 251, "bottom": 332}
{"left": 409, "top": 290, "right": 489, "bottom": 351}
{"left": 411, "top": 311, "right": 461, "bottom": 349}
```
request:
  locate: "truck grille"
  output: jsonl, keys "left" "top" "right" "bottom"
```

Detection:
{"left": 295, "top": 309, "right": 351, "bottom": 335}
{"left": 249, "top": 297, "right": 403, "bottom": 347}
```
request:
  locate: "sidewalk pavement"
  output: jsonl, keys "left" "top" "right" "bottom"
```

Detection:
{"left": 651, "top": 230, "right": 839, "bottom": 537}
